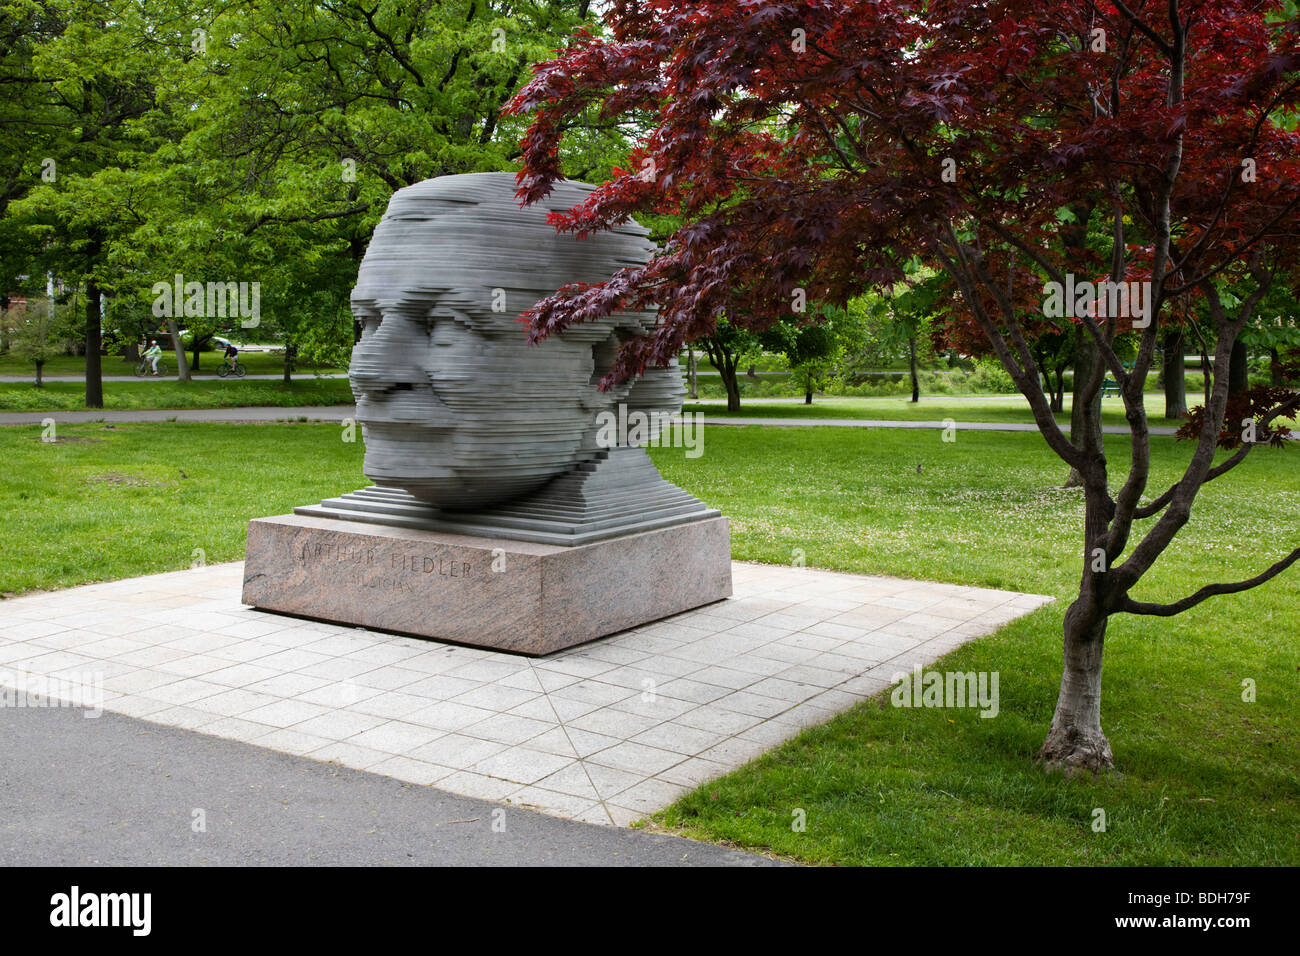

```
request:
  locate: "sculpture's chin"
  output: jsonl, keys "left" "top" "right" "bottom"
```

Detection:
{"left": 400, "top": 480, "right": 544, "bottom": 511}
{"left": 362, "top": 441, "right": 553, "bottom": 511}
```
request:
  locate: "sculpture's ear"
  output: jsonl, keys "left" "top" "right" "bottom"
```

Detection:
{"left": 622, "top": 364, "right": 686, "bottom": 441}
{"left": 588, "top": 329, "right": 626, "bottom": 387}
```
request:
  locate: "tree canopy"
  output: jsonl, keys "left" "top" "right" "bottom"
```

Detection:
{"left": 508, "top": 0, "right": 1300, "bottom": 771}
{"left": 1, "top": 0, "right": 623, "bottom": 394}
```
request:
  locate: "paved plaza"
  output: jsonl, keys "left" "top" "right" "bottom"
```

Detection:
{"left": 0, "top": 561, "right": 1051, "bottom": 826}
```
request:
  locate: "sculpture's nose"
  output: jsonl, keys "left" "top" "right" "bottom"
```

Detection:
{"left": 349, "top": 307, "right": 455, "bottom": 431}
{"left": 350, "top": 309, "right": 428, "bottom": 393}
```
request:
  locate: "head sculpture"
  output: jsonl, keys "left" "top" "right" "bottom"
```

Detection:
{"left": 349, "top": 172, "right": 682, "bottom": 511}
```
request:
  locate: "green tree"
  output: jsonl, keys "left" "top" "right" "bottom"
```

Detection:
{"left": 3, "top": 1, "right": 618, "bottom": 399}
{"left": 3, "top": 1, "right": 176, "bottom": 401}
{"left": 761, "top": 305, "right": 868, "bottom": 404}
{"left": 886, "top": 272, "right": 947, "bottom": 403}
{"left": 6, "top": 299, "right": 75, "bottom": 386}
{"left": 694, "top": 320, "right": 761, "bottom": 412}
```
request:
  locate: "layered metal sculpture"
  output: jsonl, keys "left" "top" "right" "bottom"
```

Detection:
{"left": 245, "top": 172, "right": 731, "bottom": 653}
{"left": 294, "top": 172, "right": 717, "bottom": 544}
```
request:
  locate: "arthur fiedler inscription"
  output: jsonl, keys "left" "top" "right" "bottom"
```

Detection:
{"left": 297, "top": 541, "right": 472, "bottom": 592}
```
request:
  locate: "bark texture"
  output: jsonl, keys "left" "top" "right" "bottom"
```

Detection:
{"left": 1038, "top": 600, "right": 1115, "bottom": 773}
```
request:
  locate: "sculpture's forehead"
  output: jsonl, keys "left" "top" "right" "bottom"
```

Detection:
{"left": 352, "top": 173, "right": 655, "bottom": 331}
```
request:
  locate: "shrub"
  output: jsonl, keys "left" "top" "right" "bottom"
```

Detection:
{"left": 967, "top": 358, "right": 1018, "bottom": 393}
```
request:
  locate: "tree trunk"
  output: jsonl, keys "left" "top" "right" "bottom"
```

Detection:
{"left": 1038, "top": 599, "right": 1114, "bottom": 773}
{"left": 1270, "top": 347, "right": 1283, "bottom": 386}
{"left": 804, "top": 381, "right": 813, "bottom": 404}
{"left": 192, "top": 339, "right": 201, "bottom": 372}
{"left": 703, "top": 338, "right": 742, "bottom": 412}
{"left": 687, "top": 347, "right": 697, "bottom": 398}
{"left": 1162, "top": 328, "right": 1187, "bottom": 418}
{"left": 1059, "top": 201, "right": 1097, "bottom": 485}
{"left": 908, "top": 335, "right": 919, "bottom": 403}
{"left": 35, "top": 360, "right": 44, "bottom": 388}
{"left": 283, "top": 342, "right": 297, "bottom": 384}
{"left": 1051, "top": 367, "right": 1065, "bottom": 413}
{"left": 167, "top": 318, "right": 190, "bottom": 381}
{"left": 85, "top": 281, "right": 103, "bottom": 408}
{"left": 1228, "top": 338, "right": 1248, "bottom": 395}
{"left": 1064, "top": 330, "right": 1101, "bottom": 487}
{"left": 723, "top": 369, "right": 740, "bottom": 412}
{"left": 123, "top": 338, "right": 139, "bottom": 363}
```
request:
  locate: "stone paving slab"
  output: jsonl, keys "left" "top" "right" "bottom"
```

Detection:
{"left": 0, "top": 561, "right": 1052, "bottom": 826}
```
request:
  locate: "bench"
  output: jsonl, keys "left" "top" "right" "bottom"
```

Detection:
{"left": 1101, "top": 364, "right": 1132, "bottom": 398}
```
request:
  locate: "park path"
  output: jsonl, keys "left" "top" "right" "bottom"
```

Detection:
{"left": 0, "top": 706, "right": 781, "bottom": 866}
{"left": 699, "top": 415, "right": 1179, "bottom": 435}
{"left": 0, "top": 406, "right": 354, "bottom": 425}
{"left": 0, "top": 372, "right": 347, "bottom": 383}
{"left": 0, "top": 404, "right": 1180, "bottom": 435}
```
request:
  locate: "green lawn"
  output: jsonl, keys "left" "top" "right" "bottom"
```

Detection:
{"left": 0, "top": 421, "right": 365, "bottom": 595}
{"left": 645, "top": 424, "right": 1300, "bottom": 864}
{"left": 0, "top": 419, "right": 1296, "bottom": 864}
{"left": 0, "top": 350, "right": 343, "bottom": 378}
{"left": 685, "top": 393, "right": 1189, "bottom": 429}
{"left": 0, "top": 378, "right": 353, "bottom": 411}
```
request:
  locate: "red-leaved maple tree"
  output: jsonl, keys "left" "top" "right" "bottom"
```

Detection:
{"left": 506, "top": 0, "right": 1300, "bottom": 771}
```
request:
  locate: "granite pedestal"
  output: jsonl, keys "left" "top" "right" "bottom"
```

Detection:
{"left": 241, "top": 513, "right": 732, "bottom": 656}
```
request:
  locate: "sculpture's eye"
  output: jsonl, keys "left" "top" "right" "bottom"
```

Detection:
{"left": 430, "top": 313, "right": 467, "bottom": 348}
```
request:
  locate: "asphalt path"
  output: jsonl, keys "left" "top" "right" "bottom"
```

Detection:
{"left": 0, "top": 406, "right": 355, "bottom": 426}
{"left": 0, "top": 404, "right": 1179, "bottom": 435}
{"left": 0, "top": 373, "right": 348, "bottom": 383}
{"left": 0, "top": 705, "right": 782, "bottom": 866}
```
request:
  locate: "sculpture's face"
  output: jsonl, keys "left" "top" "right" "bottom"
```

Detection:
{"left": 349, "top": 297, "right": 630, "bottom": 509}
{"left": 348, "top": 173, "right": 680, "bottom": 511}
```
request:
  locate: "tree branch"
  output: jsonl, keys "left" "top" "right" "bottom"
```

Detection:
{"left": 1117, "top": 545, "right": 1300, "bottom": 616}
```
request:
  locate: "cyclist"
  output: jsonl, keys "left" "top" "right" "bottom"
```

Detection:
{"left": 143, "top": 340, "right": 163, "bottom": 375}
{"left": 221, "top": 341, "right": 239, "bottom": 374}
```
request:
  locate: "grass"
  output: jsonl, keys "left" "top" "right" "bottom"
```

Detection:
{"left": 0, "top": 421, "right": 365, "bottom": 595}
{"left": 0, "top": 378, "right": 353, "bottom": 411}
{"left": 0, "top": 351, "right": 343, "bottom": 378}
{"left": 643, "top": 424, "right": 1300, "bottom": 864}
{"left": 685, "top": 393, "right": 1190, "bottom": 429}
{"left": 0, "top": 419, "right": 1296, "bottom": 864}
